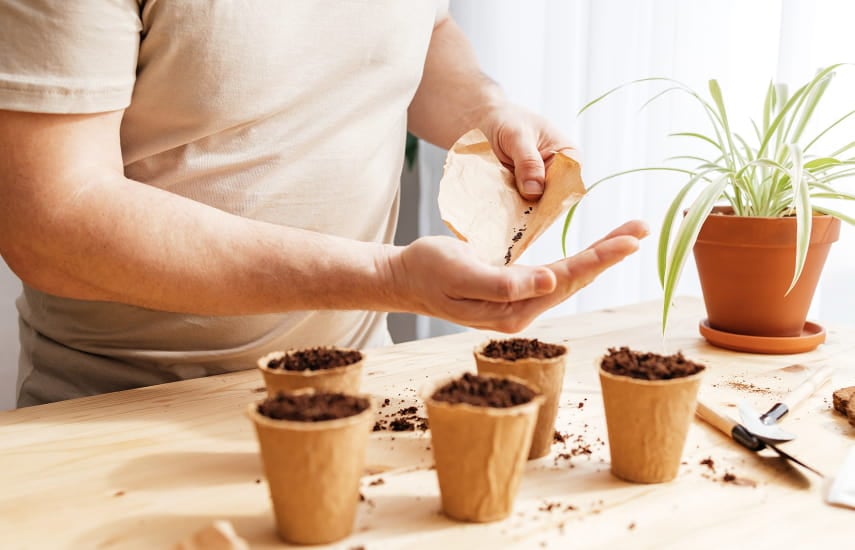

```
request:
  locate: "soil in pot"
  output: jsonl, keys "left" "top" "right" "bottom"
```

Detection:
{"left": 257, "top": 392, "right": 369, "bottom": 421}
{"left": 475, "top": 338, "right": 567, "bottom": 459}
{"left": 265, "top": 347, "right": 363, "bottom": 371}
{"left": 431, "top": 371, "right": 537, "bottom": 407}
{"left": 599, "top": 347, "right": 705, "bottom": 484}
{"left": 479, "top": 338, "right": 566, "bottom": 361}
{"left": 600, "top": 347, "right": 704, "bottom": 380}
{"left": 248, "top": 390, "right": 374, "bottom": 545}
{"left": 425, "top": 372, "right": 543, "bottom": 522}
{"left": 257, "top": 347, "right": 364, "bottom": 395}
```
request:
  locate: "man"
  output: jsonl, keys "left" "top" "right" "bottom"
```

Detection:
{"left": 0, "top": 1, "right": 647, "bottom": 406}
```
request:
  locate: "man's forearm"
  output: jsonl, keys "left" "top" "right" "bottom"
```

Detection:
{"left": 0, "top": 111, "right": 397, "bottom": 316}
{"left": 3, "top": 172, "right": 397, "bottom": 315}
{"left": 407, "top": 17, "right": 505, "bottom": 149}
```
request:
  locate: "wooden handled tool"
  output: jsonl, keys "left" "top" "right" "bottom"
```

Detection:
{"left": 696, "top": 399, "right": 824, "bottom": 477}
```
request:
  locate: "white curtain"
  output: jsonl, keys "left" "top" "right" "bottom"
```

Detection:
{"left": 416, "top": 0, "right": 855, "bottom": 337}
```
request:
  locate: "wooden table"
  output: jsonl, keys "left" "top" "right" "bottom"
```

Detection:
{"left": 1, "top": 298, "right": 854, "bottom": 549}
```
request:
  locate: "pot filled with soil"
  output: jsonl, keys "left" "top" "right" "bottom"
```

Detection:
{"left": 474, "top": 337, "right": 567, "bottom": 459}
{"left": 257, "top": 346, "right": 363, "bottom": 396}
{"left": 599, "top": 347, "right": 705, "bottom": 484}
{"left": 423, "top": 372, "right": 544, "bottom": 522}
{"left": 247, "top": 390, "right": 374, "bottom": 545}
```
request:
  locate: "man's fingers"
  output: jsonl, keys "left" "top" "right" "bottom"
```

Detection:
{"left": 448, "top": 263, "right": 557, "bottom": 303}
{"left": 504, "top": 130, "right": 546, "bottom": 200}
{"left": 583, "top": 220, "right": 650, "bottom": 251}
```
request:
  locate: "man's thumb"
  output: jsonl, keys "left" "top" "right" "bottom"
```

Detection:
{"left": 508, "top": 135, "right": 546, "bottom": 200}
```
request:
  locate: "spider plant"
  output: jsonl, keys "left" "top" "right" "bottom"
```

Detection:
{"left": 562, "top": 64, "right": 855, "bottom": 332}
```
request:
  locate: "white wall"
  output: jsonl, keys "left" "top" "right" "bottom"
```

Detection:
{"left": 0, "top": 261, "right": 20, "bottom": 410}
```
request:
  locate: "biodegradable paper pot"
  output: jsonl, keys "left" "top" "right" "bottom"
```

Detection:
{"left": 599, "top": 366, "right": 703, "bottom": 484}
{"left": 423, "top": 376, "right": 544, "bottom": 522}
{"left": 473, "top": 343, "right": 567, "bottom": 459}
{"left": 256, "top": 349, "right": 363, "bottom": 396}
{"left": 246, "top": 395, "right": 374, "bottom": 545}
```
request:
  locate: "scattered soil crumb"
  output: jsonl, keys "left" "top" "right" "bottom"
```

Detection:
{"left": 721, "top": 472, "right": 757, "bottom": 487}
{"left": 538, "top": 501, "right": 561, "bottom": 512}
{"left": 113, "top": 490, "right": 125, "bottom": 497}
{"left": 382, "top": 398, "right": 391, "bottom": 407}
{"left": 727, "top": 380, "right": 772, "bottom": 395}
{"left": 628, "top": 522, "right": 636, "bottom": 530}
{"left": 368, "top": 478, "right": 385, "bottom": 487}
{"left": 700, "top": 457, "right": 716, "bottom": 473}
{"left": 553, "top": 430, "right": 568, "bottom": 444}
{"left": 349, "top": 546, "right": 365, "bottom": 550}
{"left": 254, "top": 478, "right": 261, "bottom": 484}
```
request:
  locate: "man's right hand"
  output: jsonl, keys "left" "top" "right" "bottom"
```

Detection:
{"left": 383, "top": 220, "right": 649, "bottom": 333}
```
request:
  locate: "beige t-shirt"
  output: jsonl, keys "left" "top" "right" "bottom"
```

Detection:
{"left": 0, "top": 1, "right": 446, "bottom": 406}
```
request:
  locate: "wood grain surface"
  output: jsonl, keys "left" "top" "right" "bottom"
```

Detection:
{"left": 1, "top": 297, "right": 854, "bottom": 549}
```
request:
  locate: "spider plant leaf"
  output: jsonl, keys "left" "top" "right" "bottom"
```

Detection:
{"left": 787, "top": 144, "right": 812, "bottom": 295}
{"left": 804, "top": 157, "right": 842, "bottom": 171}
{"left": 791, "top": 74, "right": 833, "bottom": 143}
{"left": 559, "top": 166, "right": 702, "bottom": 256}
{"left": 812, "top": 204, "right": 855, "bottom": 225}
{"left": 669, "top": 132, "right": 724, "bottom": 153}
{"left": 577, "top": 76, "right": 675, "bottom": 115}
{"left": 656, "top": 169, "right": 718, "bottom": 285}
{"left": 661, "top": 174, "right": 731, "bottom": 332}
{"left": 830, "top": 138, "right": 855, "bottom": 158}
{"left": 806, "top": 109, "right": 855, "bottom": 152}
{"left": 708, "top": 79, "right": 744, "bottom": 166}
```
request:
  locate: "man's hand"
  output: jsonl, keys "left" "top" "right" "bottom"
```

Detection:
{"left": 477, "top": 102, "right": 571, "bottom": 202}
{"left": 385, "top": 220, "right": 649, "bottom": 333}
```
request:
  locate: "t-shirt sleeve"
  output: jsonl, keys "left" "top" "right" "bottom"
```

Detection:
{"left": 0, "top": 0, "right": 142, "bottom": 114}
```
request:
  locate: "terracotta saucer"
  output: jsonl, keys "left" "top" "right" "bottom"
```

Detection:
{"left": 698, "top": 319, "right": 826, "bottom": 354}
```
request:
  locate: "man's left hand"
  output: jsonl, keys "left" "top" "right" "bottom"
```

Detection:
{"left": 477, "top": 103, "right": 572, "bottom": 202}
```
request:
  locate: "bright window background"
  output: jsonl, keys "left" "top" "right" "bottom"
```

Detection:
{"left": 417, "top": 0, "right": 855, "bottom": 336}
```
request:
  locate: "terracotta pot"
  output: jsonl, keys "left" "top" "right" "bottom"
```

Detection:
{"left": 693, "top": 207, "right": 840, "bottom": 337}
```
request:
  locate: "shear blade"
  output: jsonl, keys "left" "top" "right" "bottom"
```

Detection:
{"left": 737, "top": 400, "right": 796, "bottom": 443}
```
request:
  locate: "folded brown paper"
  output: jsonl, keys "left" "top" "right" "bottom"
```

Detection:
{"left": 247, "top": 395, "right": 375, "bottom": 544}
{"left": 257, "top": 350, "right": 363, "bottom": 396}
{"left": 423, "top": 376, "right": 543, "bottom": 522}
{"left": 599, "top": 366, "right": 703, "bottom": 483}
{"left": 474, "top": 344, "right": 567, "bottom": 460}
{"left": 438, "top": 129, "right": 586, "bottom": 265}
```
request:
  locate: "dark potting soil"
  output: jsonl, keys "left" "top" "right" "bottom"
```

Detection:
{"left": 267, "top": 347, "right": 362, "bottom": 372}
{"left": 600, "top": 347, "right": 705, "bottom": 381}
{"left": 480, "top": 338, "right": 566, "bottom": 361}
{"left": 258, "top": 392, "right": 369, "bottom": 421}
{"left": 431, "top": 372, "right": 535, "bottom": 408}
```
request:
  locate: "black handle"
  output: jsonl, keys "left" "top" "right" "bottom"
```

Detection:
{"left": 759, "top": 402, "right": 789, "bottom": 425}
{"left": 731, "top": 424, "right": 766, "bottom": 452}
